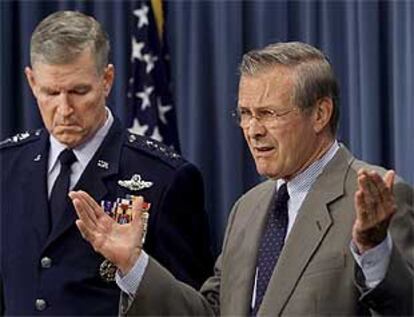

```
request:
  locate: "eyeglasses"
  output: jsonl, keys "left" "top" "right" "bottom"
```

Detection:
{"left": 231, "top": 107, "right": 298, "bottom": 128}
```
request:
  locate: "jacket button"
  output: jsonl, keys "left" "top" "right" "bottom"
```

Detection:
{"left": 35, "top": 298, "right": 47, "bottom": 311}
{"left": 40, "top": 257, "right": 52, "bottom": 269}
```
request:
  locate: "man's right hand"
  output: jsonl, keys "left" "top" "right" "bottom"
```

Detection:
{"left": 69, "top": 190, "right": 145, "bottom": 275}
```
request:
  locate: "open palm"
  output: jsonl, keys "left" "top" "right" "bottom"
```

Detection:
{"left": 69, "top": 190, "right": 144, "bottom": 274}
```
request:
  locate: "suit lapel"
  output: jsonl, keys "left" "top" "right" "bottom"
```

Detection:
{"left": 25, "top": 132, "right": 50, "bottom": 246}
{"left": 259, "top": 146, "right": 354, "bottom": 316}
{"left": 222, "top": 181, "right": 277, "bottom": 316}
{"left": 45, "top": 119, "right": 124, "bottom": 246}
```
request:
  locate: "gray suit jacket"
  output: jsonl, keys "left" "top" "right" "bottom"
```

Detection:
{"left": 125, "top": 146, "right": 414, "bottom": 316}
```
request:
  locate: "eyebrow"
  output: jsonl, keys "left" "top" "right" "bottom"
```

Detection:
{"left": 39, "top": 86, "right": 58, "bottom": 94}
{"left": 237, "top": 105, "right": 284, "bottom": 110}
{"left": 39, "top": 84, "right": 91, "bottom": 93}
{"left": 69, "top": 84, "right": 91, "bottom": 91}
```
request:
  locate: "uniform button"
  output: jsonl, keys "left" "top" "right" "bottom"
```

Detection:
{"left": 35, "top": 298, "right": 47, "bottom": 311}
{"left": 40, "top": 257, "right": 52, "bottom": 269}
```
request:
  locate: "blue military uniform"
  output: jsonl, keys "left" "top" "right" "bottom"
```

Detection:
{"left": 0, "top": 118, "right": 213, "bottom": 315}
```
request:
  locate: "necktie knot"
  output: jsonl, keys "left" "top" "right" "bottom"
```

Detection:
{"left": 59, "top": 149, "right": 77, "bottom": 167}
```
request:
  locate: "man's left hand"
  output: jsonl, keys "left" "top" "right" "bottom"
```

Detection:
{"left": 352, "top": 169, "right": 396, "bottom": 253}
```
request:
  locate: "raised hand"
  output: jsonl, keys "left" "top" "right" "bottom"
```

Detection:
{"left": 69, "top": 190, "right": 145, "bottom": 274}
{"left": 352, "top": 169, "right": 397, "bottom": 253}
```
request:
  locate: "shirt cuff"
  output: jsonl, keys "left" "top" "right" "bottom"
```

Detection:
{"left": 115, "top": 251, "right": 149, "bottom": 297}
{"left": 350, "top": 234, "right": 393, "bottom": 289}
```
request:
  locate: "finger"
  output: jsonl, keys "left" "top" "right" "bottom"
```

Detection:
{"left": 382, "top": 170, "right": 397, "bottom": 219}
{"left": 76, "top": 191, "right": 118, "bottom": 233}
{"left": 384, "top": 170, "right": 395, "bottom": 192}
{"left": 354, "top": 189, "right": 370, "bottom": 223}
{"left": 358, "top": 173, "right": 376, "bottom": 208}
{"left": 69, "top": 191, "right": 99, "bottom": 227}
{"left": 73, "top": 191, "right": 114, "bottom": 229}
{"left": 363, "top": 174, "right": 378, "bottom": 199}
{"left": 70, "top": 193, "right": 95, "bottom": 227}
{"left": 71, "top": 196, "right": 98, "bottom": 231}
{"left": 368, "top": 171, "right": 386, "bottom": 205}
{"left": 368, "top": 171, "right": 396, "bottom": 219}
{"left": 357, "top": 168, "right": 369, "bottom": 182}
{"left": 357, "top": 170, "right": 366, "bottom": 190}
{"left": 131, "top": 196, "right": 144, "bottom": 227}
{"left": 357, "top": 172, "right": 381, "bottom": 226}
{"left": 367, "top": 172, "right": 394, "bottom": 225}
{"left": 75, "top": 219, "right": 97, "bottom": 245}
{"left": 76, "top": 191, "right": 104, "bottom": 219}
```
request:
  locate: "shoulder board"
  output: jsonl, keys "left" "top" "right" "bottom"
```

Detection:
{"left": 125, "top": 132, "right": 184, "bottom": 168}
{"left": 0, "top": 129, "right": 43, "bottom": 150}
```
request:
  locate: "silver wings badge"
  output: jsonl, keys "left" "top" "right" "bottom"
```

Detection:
{"left": 118, "top": 174, "right": 153, "bottom": 191}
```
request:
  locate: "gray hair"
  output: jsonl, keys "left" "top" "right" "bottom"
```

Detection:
{"left": 30, "top": 10, "right": 110, "bottom": 74}
{"left": 240, "top": 41, "right": 340, "bottom": 135}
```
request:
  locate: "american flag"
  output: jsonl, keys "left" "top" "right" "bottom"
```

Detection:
{"left": 127, "top": 0, "right": 180, "bottom": 152}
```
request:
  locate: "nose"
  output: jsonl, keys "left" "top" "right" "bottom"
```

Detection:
{"left": 246, "top": 117, "right": 266, "bottom": 139}
{"left": 56, "top": 93, "right": 74, "bottom": 117}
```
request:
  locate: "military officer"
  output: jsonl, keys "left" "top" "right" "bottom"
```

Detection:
{"left": 0, "top": 11, "right": 213, "bottom": 315}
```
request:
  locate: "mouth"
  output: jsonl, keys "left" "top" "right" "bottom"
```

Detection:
{"left": 253, "top": 145, "right": 276, "bottom": 156}
{"left": 55, "top": 124, "right": 82, "bottom": 132}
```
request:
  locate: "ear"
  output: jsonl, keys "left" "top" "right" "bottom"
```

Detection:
{"left": 312, "top": 97, "right": 333, "bottom": 133}
{"left": 25, "top": 66, "right": 38, "bottom": 98}
{"left": 102, "top": 64, "right": 115, "bottom": 97}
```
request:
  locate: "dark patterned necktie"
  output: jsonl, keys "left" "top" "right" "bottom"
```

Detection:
{"left": 49, "top": 149, "right": 77, "bottom": 232}
{"left": 252, "top": 183, "right": 289, "bottom": 316}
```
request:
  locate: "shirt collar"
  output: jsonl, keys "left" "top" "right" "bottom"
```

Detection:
{"left": 48, "top": 107, "right": 114, "bottom": 173}
{"left": 277, "top": 140, "right": 340, "bottom": 196}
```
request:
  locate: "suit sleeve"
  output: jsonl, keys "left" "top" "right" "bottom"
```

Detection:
{"left": 125, "top": 190, "right": 242, "bottom": 316}
{"left": 146, "top": 162, "right": 214, "bottom": 289}
{"left": 355, "top": 180, "right": 414, "bottom": 315}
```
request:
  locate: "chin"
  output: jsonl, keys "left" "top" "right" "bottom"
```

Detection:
{"left": 256, "top": 167, "right": 273, "bottom": 178}
{"left": 56, "top": 136, "right": 81, "bottom": 148}
{"left": 255, "top": 164, "right": 281, "bottom": 179}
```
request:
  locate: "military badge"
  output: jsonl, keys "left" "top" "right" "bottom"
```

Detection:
{"left": 97, "top": 160, "right": 109, "bottom": 169}
{"left": 118, "top": 174, "right": 153, "bottom": 191}
{"left": 99, "top": 195, "right": 151, "bottom": 282}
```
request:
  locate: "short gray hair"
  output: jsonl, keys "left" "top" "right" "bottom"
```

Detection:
{"left": 240, "top": 41, "right": 340, "bottom": 135}
{"left": 30, "top": 10, "right": 110, "bottom": 74}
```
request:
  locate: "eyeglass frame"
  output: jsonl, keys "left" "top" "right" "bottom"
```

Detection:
{"left": 231, "top": 106, "right": 300, "bottom": 128}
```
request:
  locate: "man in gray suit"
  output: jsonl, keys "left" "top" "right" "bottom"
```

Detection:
{"left": 71, "top": 42, "right": 413, "bottom": 316}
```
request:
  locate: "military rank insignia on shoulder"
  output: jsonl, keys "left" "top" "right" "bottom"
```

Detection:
{"left": 0, "top": 129, "right": 42, "bottom": 149}
{"left": 125, "top": 132, "right": 183, "bottom": 168}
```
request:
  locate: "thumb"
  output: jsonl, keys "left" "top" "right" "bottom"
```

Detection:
{"left": 384, "top": 170, "right": 395, "bottom": 192}
{"left": 131, "top": 196, "right": 144, "bottom": 226}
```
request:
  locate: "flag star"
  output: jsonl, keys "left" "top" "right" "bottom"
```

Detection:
{"left": 131, "top": 37, "right": 145, "bottom": 61}
{"left": 129, "top": 118, "right": 149, "bottom": 136}
{"left": 151, "top": 126, "right": 163, "bottom": 142}
{"left": 157, "top": 97, "right": 172, "bottom": 124}
{"left": 142, "top": 53, "right": 158, "bottom": 73}
{"left": 136, "top": 86, "right": 154, "bottom": 110}
{"left": 133, "top": 4, "right": 149, "bottom": 29}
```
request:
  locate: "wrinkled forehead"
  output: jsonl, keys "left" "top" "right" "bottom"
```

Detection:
{"left": 238, "top": 66, "right": 296, "bottom": 108}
